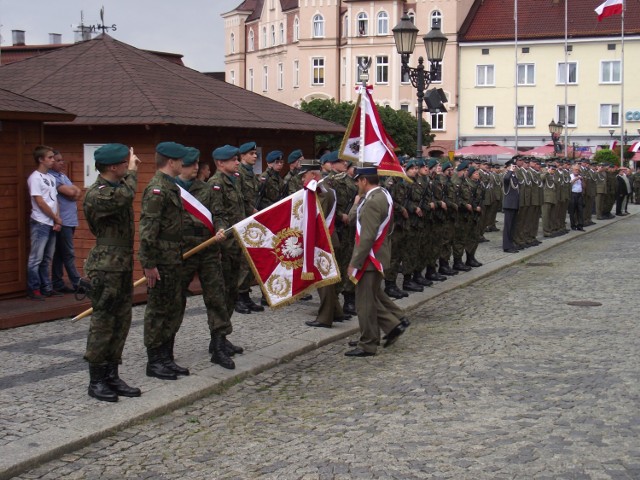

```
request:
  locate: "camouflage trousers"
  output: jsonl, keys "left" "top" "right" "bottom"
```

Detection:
{"left": 453, "top": 214, "right": 472, "bottom": 259}
{"left": 386, "top": 225, "right": 407, "bottom": 282}
{"left": 220, "top": 238, "right": 242, "bottom": 319}
{"left": 181, "top": 240, "right": 231, "bottom": 336}
{"left": 439, "top": 217, "right": 456, "bottom": 262}
{"left": 84, "top": 270, "right": 133, "bottom": 364}
{"left": 144, "top": 263, "right": 184, "bottom": 349}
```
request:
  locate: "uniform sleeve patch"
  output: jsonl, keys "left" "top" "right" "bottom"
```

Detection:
{"left": 259, "top": 177, "right": 266, "bottom": 182}
{"left": 234, "top": 172, "right": 240, "bottom": 177}
{"left": 212, "top": 185, "right": 221, "bottom": 191}
{"left": 152, "top": 188, "right": 161, "bottom": 195}
{"left": 98, "top": 185, "right": 106, "bottom": 190}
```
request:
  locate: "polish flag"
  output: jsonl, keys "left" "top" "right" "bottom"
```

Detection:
{"left": 595, "top": 0, "right": 623, "bottom": 21}
{"left": 609, "top": 140, "right": 618, "bottom": 150}
{"left": 628, "top": 142, "right": 640, "bottom": 153}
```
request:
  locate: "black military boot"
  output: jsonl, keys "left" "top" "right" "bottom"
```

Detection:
{"left": 343, "top": 291, "right": 357, "bottom": 315}
{"left": 105, "top": 363, "right": 142, "bottom": 397}
{"left": 223, "top": 336, "right": 244, "bottom": 356}
{"left": 426, "top": 266, "right": 447, "bottom": 282}
{"left": 240, "top": 291, "right": 264, "bottom": 312}
{"left": 234, "top": 294, "right": 252, "bottom": 314}
{"left": 165, "top": 335, "right": 189, "bottom": 376}
{"left": 438, "top": 259, "right": 458, "bottom": 276}
{"left": 402, "top": 275, "right": 424, "bottom": 292}
{"left": 453, "top": 258, "right": 472, "bottom": 272}
{"left": 465, "top": 254, "right": 483, "bottom": 268}
{"left": 413, "top": 272, "right": 433, "bottom": 287}
{"left": 385, "top": 280, "right": 406, "bottom": 299}
{"left": 88, "top": 363, "right": 118, "bottom": 402}
{"left": 210, "top": 334, "right": 235, "bottom": 370}
{"left": 260, "top": 294, "right": 269, "bottom": 306}
{"left": 146, "top": 346, "right": 177, "bottom": 380}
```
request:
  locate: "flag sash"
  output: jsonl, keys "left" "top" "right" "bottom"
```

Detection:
{"left": 178, "top": 185, "right": 214, "bottom": 234}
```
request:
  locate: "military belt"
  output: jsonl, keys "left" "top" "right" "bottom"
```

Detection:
{"left": 158, "top": 232, "right": 182, "bottom": 242}
{"left": 96, "top": 237, "right": 131, "bottom": 247}
{"left": 183, "top": 227, "right": 210, "bottom": 237}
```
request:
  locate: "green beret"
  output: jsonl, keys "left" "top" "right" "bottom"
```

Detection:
{"left": 288, "top": 149, "right": 303, "bottom": 164}
{"left": 239, "top": 142, "right": 257, "bottom": 154}
{"left": 266, "top": 150, "right": 284, "bottom": 163}
{"left": 406, "top": 159, "right": 418, "bottom": 169}
{"left": 428, "top": 158, "right": 439, "bottom": 169}
{"left": 468, "top": 166, "right": 477, "bottom": 176}
{"left": 156, "top": 141, "right": 188, "bottom": 160}
{"left": 212, "top": 145, "right": 239, "bottom": 160}
{"left": 456, "top": 160, "right": 469, "bottom": 171}
{"left": 442, "top": 162, "right": 453, "bottom": 172}
{"left": 324, "top": 151, "right": 341, "bottom": 164}
{"left": 320, "top": 151, "right": 332, "bottom": 164}
{"left": 182, "top": 147, "right": 200, "bottom": 167}
{"left": 94, "top": 143, "right": 129, "bottom": 165}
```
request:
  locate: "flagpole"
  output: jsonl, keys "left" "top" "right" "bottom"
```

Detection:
{"left": 620, "top": 4, "right": 625, "bottom": 167}
{"left": 358, "top": 57, "right": 371, "bottom": 167}
{"left": 514, "top": 0, "right": 518, "bottom": 150}
{"left": 563, "top": 0, "right": 569, "bottom": 156}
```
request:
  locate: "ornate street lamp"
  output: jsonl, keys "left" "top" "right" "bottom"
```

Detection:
{"left": 393, "top": 14, "right": 448, "bottom": 160}
{"left": 548, "top": 119, "right": 564, "bottom": 154}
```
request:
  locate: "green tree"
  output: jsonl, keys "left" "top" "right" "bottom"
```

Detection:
{"left": 300, "top": 98, "right": 433, "bottom": 157}
{"left": 592, "top": 148, "right": 619, "bottom": 165}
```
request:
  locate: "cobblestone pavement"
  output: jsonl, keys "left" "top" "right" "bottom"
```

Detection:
{"left": 7, "top": 210, "right": 639, "bottom": 479}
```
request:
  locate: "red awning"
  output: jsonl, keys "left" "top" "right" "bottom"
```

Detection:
{"left": 455, "top": 141, "right": 517, "bottom": 156}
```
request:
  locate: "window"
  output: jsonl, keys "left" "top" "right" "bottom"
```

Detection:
{"left": 557, "top": 62, "right": 577, "bottom": 84}
{"left": 430, "top": 112, "right": 445, "bottom": 131}
{"left": 279, "top": 23, "right": 284, "bottom": 44}
{"left": 600, "top": 104, "right": 620, "bottom": 126}
{"left": 230, "top": 70, "right": 235, "bottom": 85}
{"left": 312, "top": 57, "right": 325, "bottom": 85}
{"left": 343, "top": 15, "right": 349, "bottom": 37}
{"left": 431, "top": 10, "right": 442, "bottom": 29}
{"left": 557, "top": 105, "right": 576, "bottom": 126}
{"left": 429, "top": 61, "right": 442, "bottom": 83}
{"left": 601, "top": 60, "right": 621, "bottom": 83}
{"left": 293, "top": 60, "right": 299, "bottom": 87}
{"left": 271, "top": 25, "right": 276, "bottom": 46}
{"left": 476, "top": 106, "right": 494, "bottom": 127}
{"left": 262, "top": 27, "right": 267, "bottom": 48}
{"left": 517, "top": 63, "right": 535, "bottom": 85}
{"left": 293, "top": 17, "right": 299, "bottom": 41}
{"left": 263, "top": 65, "right": 268, "bottom": 91}
{"left": 377, "top": 11, "right": 389, "bottom": 35}
{"left": 248, "top": 68, "right": 254, "bottom": 92}
{"left": 376, "top": 56, "right": 389, "bottom": 84}
{"left": 278, "top": 63, "right": 284, "bottom": 90}
{"left": 516, "top": 106, "right": 534, "bottom": 127}
{"left": 357, "top": 13, "right": 368, "bottom": 36}
{"left": 230, "top": 33, "right": 235, "bottom": 54}
{"left": 313, "top": 14, "right": 324, "bottom": 38}
{"left": 400, "top": 103, "right": 410, "bottom": 113}
{"left": 476, "top": 65, "right": 494, "bottom": 86}
{"left": 248, "top": 29, "right": 254, "bottom": 51}
{"left": 401, "top": 69, "right": 410, "bottom": 84}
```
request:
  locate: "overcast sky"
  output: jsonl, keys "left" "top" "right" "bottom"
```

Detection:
{"left": 0, "top": 0, "right": 241, "bottom": 71}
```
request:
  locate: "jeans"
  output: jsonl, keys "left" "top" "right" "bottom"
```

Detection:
{"left": 52, "top": 226, "right": 81, "bottom": 290}
{"left": 27, "top": 219, "right": 56, "bottom": 293}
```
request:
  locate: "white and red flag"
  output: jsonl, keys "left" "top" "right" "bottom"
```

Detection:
{"left": 595, "top": 0, "right": 623, "bottom": 21}
{"left": 628, "top": 142, "right": 640, "bottom": 153}
{"left": 339, "top": 85, "right": 409, "bottom": 180}
{"left": 232, "top": 181, "right": 340, "bottom": 308}
{"left": 609, "top": 140, "right": 618, "bottom": 150}
{"left": 178, "top": 185, "right": 214, "bottom": 234}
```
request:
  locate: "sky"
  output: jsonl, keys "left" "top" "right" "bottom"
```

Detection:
{"left": 0, "top": 0, "right": 241, "bottom": 71}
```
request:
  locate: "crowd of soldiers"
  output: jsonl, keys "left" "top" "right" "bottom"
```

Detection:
{"left": 81, "top": 138, "right": 638, "bottom": 402}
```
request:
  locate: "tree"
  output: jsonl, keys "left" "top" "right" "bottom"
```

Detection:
{"left": 300, "top": 98, "right": 433, "bottom": 157}
{"left": 592, "top": 148, "right": 619, "bottom": 165}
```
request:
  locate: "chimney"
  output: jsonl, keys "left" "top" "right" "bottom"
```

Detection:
{"left": 12, "top": 30, "right": 25, "bottom": 46}
{"left": 49, "top": 33, "right": 62, "bottom": 45}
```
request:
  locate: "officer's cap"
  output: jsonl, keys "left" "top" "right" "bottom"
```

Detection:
{"left": 94, "top": 143, "right": 129, "bottom": 165}
{"left": 353, "top": 166, "right": 378, "bottom": 179}
{"left": 212, "top": 145, "right": 239, "bottom": 161}
{"left": 182, "top": 147, "right": 200, "bottom": 167}
{"left": 288, "top": 149, "right": 304, "bottom": 164}
{"left": 456, "top": 160, "right": 469, "bottom": 171}
{"left": 238, "top": 142, "right": 257, "bottom": 154}
{"left": 156, "top": 141, "right": 188, "bottom": 160}
{"left": 298, "top": 160, "right": 321, "bottom": 175}
{"left": 266, "top": 150, "right": 284, "bottom": 163}
{"left": 505, "top": 159, "right": 516, "bottom": 167}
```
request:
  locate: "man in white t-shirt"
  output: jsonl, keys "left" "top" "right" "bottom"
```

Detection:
{"left": 26, "top": 145, "right": 62, "bottom": 300}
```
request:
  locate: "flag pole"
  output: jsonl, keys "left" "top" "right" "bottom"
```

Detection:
{"left": 620, "top": 4, "right": 625, "bottom": 167}
{"left": 72, "top": 227, "right": 232, "bottom": 322}
{"left": 357, "top": 57, "right": 371, "bottom": 167}
{"left": 514, "top": 0, "right": 518, "bottom": 150}
{"left": 563, "top": 0, "right": 569, "bottom": 156}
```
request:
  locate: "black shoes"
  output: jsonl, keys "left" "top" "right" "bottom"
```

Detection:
{"left": 453, "top": 259, "right": 472, "bottom": 272}
{"left": 465, "top": 255, "right": 482, "bottom": 268}
{"left": 426, "top": 267, "right": 447, "bottom": 282}
{"left": 234, "top": 300, "right": 252, "bottom": 314}
{"left": 238, "top": 292, "right": 264, "bottom": 312}
{"left": 343, "top": 292, "right": 357, "bottom": 315}
{"left": 146, "top": 346, "right": 178, "bottom": 380}
{"left": 503, "top": 248, "right": 519, "bottom": 253}
{"left": 383, "top": 323, "right": 406, "bottom": 348}
{"left": 105, "top": 363, "right": 141, "bottom": 397}
{"left": 224, "top": 336, "right": 243, "bottom": 356}
{"left": 402, "top": 278, "right": 423, "bottom": 292}
{"left": 42, "top": 289, "right": 64, "bottom": 297}
{"left": 88, "top": 363, "right": 119, "bottom": 402}
{"left": 385, "top": 281, "right": 407, "bottom": 299}
{"left": 345, "top": 348, "right": 375, "bottom": 357}
{"left": 413, "top": 272, "right": 433, "bottom": 287}
{"left": 210, "top": 334, "right": 235, "bottom": 370}
{"left": 439, "top": 261, "right": 458, "bottom": 276}
{"left": 305, "top": 320, "right": 332, "bottom": 328}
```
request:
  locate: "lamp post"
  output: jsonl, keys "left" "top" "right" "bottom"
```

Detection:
{"left": 548, "top": 119, "right": 564, "bottom": 155}
{"left": 392, "top": 14, "right": 448, "bottom": 160}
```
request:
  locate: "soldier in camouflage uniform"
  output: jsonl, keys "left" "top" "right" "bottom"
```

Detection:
{"left": 465, "top": 166, "right": 484, "bottom": 267}
{"left": 175, "top": 147, "right": 235, "bottom": 370}
{"left": 139, "top": 142, "right": 189, "bottom": 381}
{"left": 235, "top": 141, "right": 264, "bottom": 314}
{"left": 437, "top": 162, "right": 459, "bottom": 276}
{"left": 257, "top": 150, "right": 285, "bottom": 210}
{"left": 451, "top": 161, "right": 473, "bottom": 272}
{"left": 405, "top": 160, "right": 433, "bottom": 289}
{"left": 541, "top": 161, "right": 557, "bottom": 237}
{"left": 83, "top": 143, "right": 141, "bottom": 402}
{"left": 283, "top": 149, "right": 304, "bottom": 196}
{"left": 425, "top": 159, "right": 448, "bottom": 282}
{"left": 209, "top": 145, "right": 248, "bottom": 363}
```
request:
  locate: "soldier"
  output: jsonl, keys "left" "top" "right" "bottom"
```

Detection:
{"left": 140, "top": 141, "right": 189, "bottom": 381}
{"left": 451, "top": 161, "right": 472, "bottom": 272}
{"left": 175, "top": 147, "right": 235, "bottom": 370}
{"left": 235, "top": 141, "right": 265, "bottom": 314}
{"left": 438, "top": 162, "right": 459, "bottom": 276}
{"left": 209, "top": 145, "right": 249, "bottom": 364}
{"left": 257, "top": 150, "right": 285, "bottom": 210}
{"left": 283, "top": 149, "right": 304, "bottom": 195}
{"left": 541, "top": 161, "right": 557, "bottom": 237}
{"left": 513, "top": 156, "right": 531, "bottom": 248}
{"left": 83, "top": 143, "right": 141, "bottom": 402}
{"left": 595, "top": 163, "right": 611, "bottom": 219}
{"left": 633, "top": 166, "right": 640, "bottom": 204}
{"left": 465, "top": 166, "right": 484, "bottom": 267}
{"left": 581, "top": 160, "right": 597, "bottom": 226}
{"left": 502, "top": 158, "right": 520, "bottom": 253}
{"left": 527, "top": 159, "right": 543, "bottom": 246}
{"left": 406, "top": 159, "right": 434, "bottom": 288}
{"left": 426, "top": 159, "right": 448, "bottom": 282}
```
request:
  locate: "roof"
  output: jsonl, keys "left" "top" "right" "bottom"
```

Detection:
{"left": 0, "top": 34, "right": 343, "bottom": 133}
{"left": 0, "top": 88, "right": 74, "bottom": 122}
{"left": 232, "top": 0, "right": 297, "bottom": 22}
{"left": 460, "top": 0, "right": 640, "bottom": 42}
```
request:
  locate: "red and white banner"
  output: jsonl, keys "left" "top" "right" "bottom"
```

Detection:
{"left": 609, "top": 140, "right": 618, "bottom": 151}
{"left": 629, "top": 142, "right": 640, "bottom": 153}
{"left": 178, "top": 185, "right": 214, "bottom": 234}
{"left": 595, "top": 0, "right": 623, "bottom": 21}
{"left": 339, "top": 85, "right": 409, "bottom": 180}
{"left": 232, "top": 182, "right": 340, "bottom": 308}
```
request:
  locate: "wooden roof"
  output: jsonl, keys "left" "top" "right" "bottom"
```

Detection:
{"left": 0, "top": 88, "right": 74, "bottom": 122}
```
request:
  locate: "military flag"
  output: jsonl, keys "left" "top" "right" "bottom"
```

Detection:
{"left": 232, "top": 181, "right": 340, "bottom": 308}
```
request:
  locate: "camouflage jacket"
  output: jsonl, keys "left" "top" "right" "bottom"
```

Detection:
{"left": 257, "top": 167, "right": 284, "bottom": 210}
{"left": 83, "top": 171, "right": 137, "bottom": 272}
{"left": 284, "top": 168, "right": 303, "bottom": 196}
{"left": 209, "top": 170, "right": 245, "bottom": 229}
{"left": 327, "top": 171, "right": 358, "bottom": 225}
{"left": 139, "top": 171, "right": 184, "bottom": 268}
{"left": 238, "top": 163, "right": 259, "bottom": 217}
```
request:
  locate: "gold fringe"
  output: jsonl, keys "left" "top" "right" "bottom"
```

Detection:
{"left": 269, "top": 274, "right": 342, "bottom": 310}
{"left": 300, "top": 272, "right": 315, "bottom": 281}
